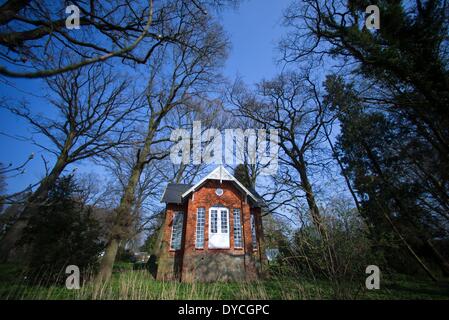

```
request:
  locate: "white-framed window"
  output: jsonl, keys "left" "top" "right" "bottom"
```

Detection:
{"left": 210, "top": 209, "right": 218, "bottom": 233}
{"left": 170, "top": 211, "right": 184, "bottom": 250}
{"left": 233, "top": 209, "right": 243, "bottom": 248}
{"left": 209, "top": 207, "right": 230, "bottom": 249}
{"left": 221, "top": 210, "right": 228, "bottom": 233}
{"left": 195, "top": 207, "right": 205, "bottom": 248}
{"left": 250, "top": 214, "right": 257, "bottom": 250}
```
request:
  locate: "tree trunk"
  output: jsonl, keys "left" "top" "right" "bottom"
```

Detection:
{"left": 323, "top": 123, "right": 362, "bottom": 213}
{"left": 95, "top": 238, "right": 120, "bottom": 289}
{"left": 425, "top": 239, "right": 449, "bottom": 277}
{"left": 381, "top": 206, "right": 438, "bottom": 282}
{"left": 361, "top": 141, "right": 439, "bottom": 281}
{"left": 95, "top": 121, "right": 157, "bottom": 284}
{"left": 95, "top": 161, "right": 143, "bottom": 284}
{"left": 296, "top": 154, "right": 326, "bottom": 238}
{"left": 0, "top": 154, "right": 68, "bottom": 262}
{"left": 296, "top": 153, "right": 337, "bottom": 277}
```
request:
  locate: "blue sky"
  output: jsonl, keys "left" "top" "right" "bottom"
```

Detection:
{"left": 219, "top": 0, "right": 290, "bottom": 84}
{"left": 0, "top": 0, "right": 291, "bottom": 194}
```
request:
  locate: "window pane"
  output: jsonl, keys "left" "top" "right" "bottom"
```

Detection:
{"left": 210, "top": 209, "right": 217, "bottom": 233}
{"left": 251, "top": 214, "right": 257, "bottom": 250}
{"left": 233, "top": 209, "right": 243, "bottom": 248}
{"left": 170, "top": 212, "right": 184, "bottom": 250}
{"left": 221, "top": 210, "right": 228, "bottom": 233}
{"left": 195, "top": 208, "right": 205, "bottom": 248}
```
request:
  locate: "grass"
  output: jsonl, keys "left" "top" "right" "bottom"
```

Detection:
{"left": 0, "top": 263, "right": 448, "bottom": 300}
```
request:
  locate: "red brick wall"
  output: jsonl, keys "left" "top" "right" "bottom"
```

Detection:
{"left": 157, "top": 180, "right": 264, "bottom": 282}
{"left": 156, "top": 202, "right": 187, "bottom": 280}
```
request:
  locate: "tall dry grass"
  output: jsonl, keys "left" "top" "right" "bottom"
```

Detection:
{"left": 1, "top": 267, "right": 330, "bottom": 300}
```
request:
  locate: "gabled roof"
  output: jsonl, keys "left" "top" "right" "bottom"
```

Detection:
{"left": 161, "top": 166, "right": 265, "bottom": 207}
{"left": 182, "top": 166, "right": 260, "bottom": 204}
{"left": 246, "top": 186, "right": 266, "bottom": 207}
{"left": 160, "top": 183, "right": 192, "bottom": 204}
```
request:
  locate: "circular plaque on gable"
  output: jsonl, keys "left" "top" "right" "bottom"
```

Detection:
{"left": 215, "top": 188, "right": 224, "bottom": 196}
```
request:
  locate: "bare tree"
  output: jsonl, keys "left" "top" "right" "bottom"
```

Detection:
{"left": 0, "top": 63, "right": 139, "bottom": 262}
{"left": 0, "top": 0, "right": 239, "bottom": 78}
{"left": 0, "top": 155, "right": 36, "bottom": 206}
{"left": 222, "top": 112, "right": 264, "bottom": 188}
{"left": 280, "top": 0, "right": 449, "bottom": 226}
{"left": 232, "top": 71, "right": 330, "bottom": 235}
{"left": 97, "top": 83, "right": 228, "bottom": 264}
{"left": 95, "top": 12, "right": 228, "bottom": 284}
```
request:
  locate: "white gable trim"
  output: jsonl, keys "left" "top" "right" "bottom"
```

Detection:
{"left": 181, "top": 165, "right": 259, "bottom": 202}
{"left": 160, "top": 185, "right": 169, "bottom": 202}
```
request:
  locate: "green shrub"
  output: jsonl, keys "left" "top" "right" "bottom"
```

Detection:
{"left": 20, "top": 176, "right": 104, "bottom": 284}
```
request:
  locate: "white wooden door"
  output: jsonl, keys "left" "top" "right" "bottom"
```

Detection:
{"left": 208, "top": 207, "right": 230, "bottom": 249}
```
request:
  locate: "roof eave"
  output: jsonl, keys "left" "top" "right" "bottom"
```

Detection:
{"left": 180, "top": 166, "right": 260, "bottom": 203}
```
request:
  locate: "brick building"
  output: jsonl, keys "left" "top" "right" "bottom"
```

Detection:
{"left": 156, "top": 166, "right": 266, "bottom": 282}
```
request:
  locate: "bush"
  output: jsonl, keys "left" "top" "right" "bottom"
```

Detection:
{"left": 20, "top": 176, "right": 104, "bottom": 284}
{"left": 275, "top": 200, "right": 382, "bottom": 298}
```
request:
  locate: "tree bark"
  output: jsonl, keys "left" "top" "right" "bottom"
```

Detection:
{"left": 95, "top": 120, "right": 158, "bottom": 284}
{"left": 296, "top": 153, "right": 326, "bottom": 238}
{"left": 323, "top": 123, "right": 362, "bottom": 213}
{"left": 296, "top": 153, "right": 337, "bottom": 277}
{"left": 0, "top": 0, "right": 30, "bottom": 26}
{"left": 94, "top": 238, "right": 119, "bottom": 289}
{"left": 426, "top": 239, "right": 449, "bottom": 277}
